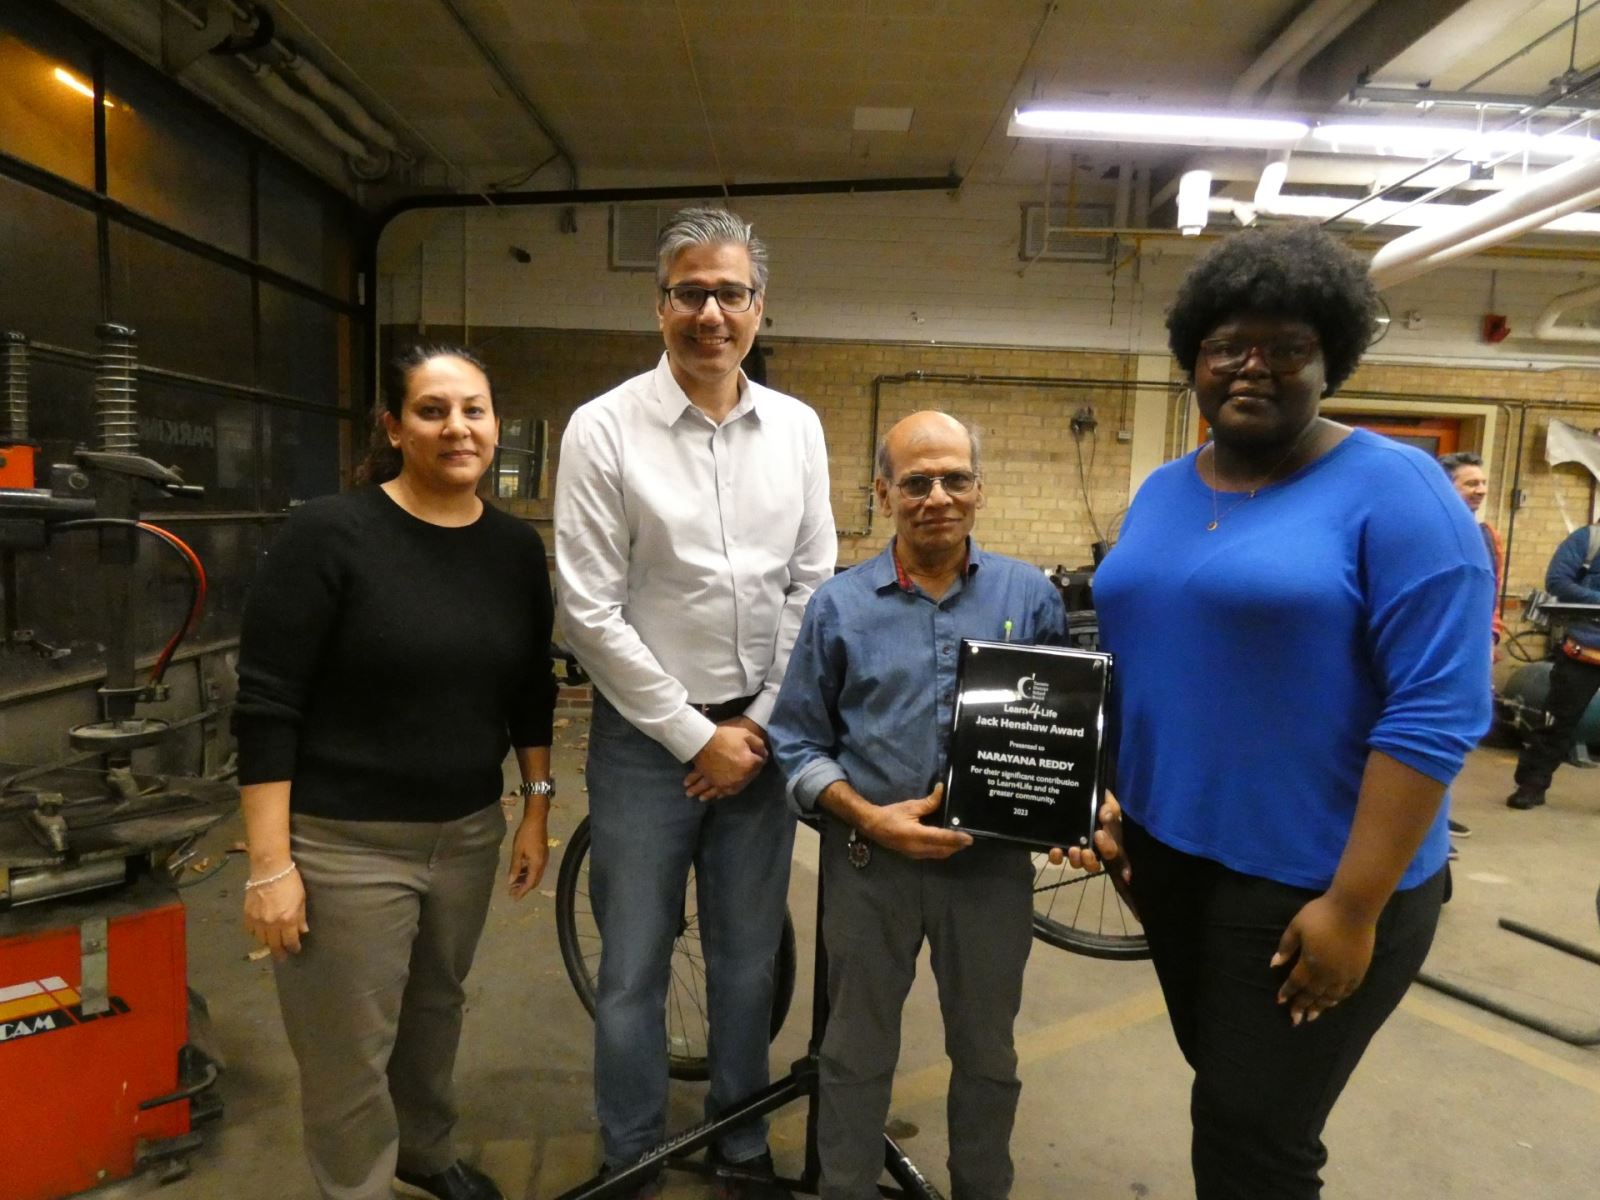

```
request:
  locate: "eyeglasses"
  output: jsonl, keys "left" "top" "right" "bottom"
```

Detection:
{"left": 661, "top": 284, "right": 759, "bottom": 313}
{"left": 1198, "top": 336, "right": 1319, "bottom": 375}
{"left": 893, "top": 471, "right": 979, "bottom": 499}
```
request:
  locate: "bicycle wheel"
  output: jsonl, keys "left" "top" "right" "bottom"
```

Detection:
{"left": 1031, "top": 851, "right": 1150, "bottom": 960}
{"left": 554, "top": 814, "right": 798, "bottom": 1082}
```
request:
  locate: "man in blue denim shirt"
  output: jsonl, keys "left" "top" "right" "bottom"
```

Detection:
{"left": 769, "top": 411, "right": 1067, "bottom": 1200}
{"left": 1507, "top": 523, "right": 1600, "bottom": 810}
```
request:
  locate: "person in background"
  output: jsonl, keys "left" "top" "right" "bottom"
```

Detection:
{"left": 1504, "top": 524, "right": 1600, "bottom": 810}
{"left": 555, "top": 207, "right": 835, "bottom": 1199}
{"left": 235, "top": 345, "right": 557, "bottom": 1200}
{"left": 1438, "top": 449, "right": 1504, "bottom": 837}
{"left": 1092, "top": 224, "right": 1492, "bottom": 1199}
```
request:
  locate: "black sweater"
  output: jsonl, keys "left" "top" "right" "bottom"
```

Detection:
{"left": 233, "top": 487, "right": 557, "bottom": 822}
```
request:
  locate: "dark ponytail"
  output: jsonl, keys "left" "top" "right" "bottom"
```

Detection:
{"left": 355, "top": 343, "right": 494, "bottom": 485}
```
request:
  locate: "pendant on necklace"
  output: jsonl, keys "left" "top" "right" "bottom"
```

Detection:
{"left": 1206, "top": 521, "right": 1219, "bottom": 531}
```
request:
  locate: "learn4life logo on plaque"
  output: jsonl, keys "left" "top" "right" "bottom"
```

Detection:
{"left": 941, "top": 639, "right": 1112, "bottom": 851}
{"left": 1016, "top": 673, "right": 1050, "bottom": 703}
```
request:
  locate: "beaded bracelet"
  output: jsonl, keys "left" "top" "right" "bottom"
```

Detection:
{"left": 244, "top": 861, "right": 298, "bottom": 890}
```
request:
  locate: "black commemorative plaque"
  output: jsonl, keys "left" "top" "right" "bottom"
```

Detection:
{"left": 940, "top": 639, "right": 1111, "bottom": 851}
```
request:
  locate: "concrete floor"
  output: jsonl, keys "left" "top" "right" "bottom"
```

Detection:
{"left": 91, "top": 721, "right": 1600, "bottom": 1200}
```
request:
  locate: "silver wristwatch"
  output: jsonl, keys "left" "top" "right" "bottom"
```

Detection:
{"left": 516, "top": 779, "right": 555, "bottom": 799}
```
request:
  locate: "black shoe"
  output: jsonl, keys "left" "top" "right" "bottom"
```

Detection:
{"left": 597, "top": 1162, "right": 663, "bottom": 1200}
{"left": 1506, "top": 786, "right": 1546, "bottom": 810}
{"left": 1448, "top": 817, "right": 1471, "bottom": 836}
{"left": 710, "top": 1149, "right": 793, "bottom": 1200}
{"left": 395, "top": 1161, "right": 504, "bottom": 1200}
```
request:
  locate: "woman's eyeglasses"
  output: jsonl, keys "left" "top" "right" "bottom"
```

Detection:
{"left": 1198, "top": 337, "right": 1319, "bottom": 375}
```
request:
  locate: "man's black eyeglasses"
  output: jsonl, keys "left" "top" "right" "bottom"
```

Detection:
{"left": 661, "top": 284, "right": 759, "bottom": 313}
{"left": 1198, "top": 337, "right": 1319, "bottom": 375}
{"left": 893, "top": 472, "right": 979, "bottom": 500}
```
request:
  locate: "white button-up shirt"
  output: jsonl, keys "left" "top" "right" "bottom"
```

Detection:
{"left": 555, "top": 354, "right": 837, "bottom": 762}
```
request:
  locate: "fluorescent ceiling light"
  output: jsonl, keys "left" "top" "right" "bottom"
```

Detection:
{"left": 1010, "top": 108, "right": 1308, "bottom": 149}
{"left": 52, "top": 66, "right": 113, "bottom": 107}
{"left": 1311, "top": 122, "right": 1597, "bottom": 163}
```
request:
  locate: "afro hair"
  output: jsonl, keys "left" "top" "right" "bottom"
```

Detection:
{"left": 1165, "top": 223, "right": 1379, "bottom": 396}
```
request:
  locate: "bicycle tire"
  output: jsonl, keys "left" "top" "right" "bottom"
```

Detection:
{"left": 1027, "top": 609, "right": 1150, "bottom": 960}
{"left": 1031, "top": 850, "right": 1150, "bottom": 960}
{"left": 554, "top": 814, "right": 798, "bottom": 1082}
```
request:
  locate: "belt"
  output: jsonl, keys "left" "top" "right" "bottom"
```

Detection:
{"left": 692, "top": 694, "right": 759, "bottom": 723}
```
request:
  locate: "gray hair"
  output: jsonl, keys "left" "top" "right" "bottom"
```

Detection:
{"left": 875, "top": 415, "right": 983, "bottom": 481}
{"left": 656, "top": 207, "right": 768, "bottom": 292}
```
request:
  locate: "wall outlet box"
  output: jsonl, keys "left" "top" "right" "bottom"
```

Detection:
{"left": 1116, "top": 429, "right": 1133, "bottom": 442}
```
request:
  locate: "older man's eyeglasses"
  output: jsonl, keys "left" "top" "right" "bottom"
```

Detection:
{"left": 893, "top": 471, "right": 979, "bottom": 499}
{"left": 661, "top": 284, "right": 759, "bottom": 313}
{"left": 1199, "top": 337, "right": 1319, "bottom": 375}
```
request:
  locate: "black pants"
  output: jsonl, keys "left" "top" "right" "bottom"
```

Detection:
{"left": 1124, "top": 818, "right": 1445, "bottom": 1200}
{"left": 1514, "top": 652, "right": 1600, "bottom": 793}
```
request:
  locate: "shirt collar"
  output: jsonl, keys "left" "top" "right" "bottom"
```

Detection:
{"left": 653, "top": 352, "right": 758, "bottom": 427}
{"left": 873, "top": 536, "right": 983, "bottom": 594}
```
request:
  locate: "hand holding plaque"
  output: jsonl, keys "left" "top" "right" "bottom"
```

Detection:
{"left": 940, "top": 639, "right": 1112, "bottom": 852}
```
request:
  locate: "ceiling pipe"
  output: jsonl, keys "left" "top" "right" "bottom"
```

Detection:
{"left": 158, "top": 0, "right": 402, "bottom": 177}
{"left": 1231, "top": 0, "right": 1371, "bottom": 104}
{"left": 210, "top": 0, "right": 408, "bottom": 161}
{"left": 279, "top": 52, "right": 402, "bottom": 155}
{"left": 249, "top": 61, "right": 382, "bottom": 170}
{"left": 1369, "top": 152, "right": 1600, "bottom": 288}
{"left": 1533, "top": 281, "right": 1600, "bottom": 342}
{"left": 56, "top": 0, "right": 353, "bottom": 189}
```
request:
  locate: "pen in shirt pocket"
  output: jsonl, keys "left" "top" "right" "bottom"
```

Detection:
{"left": 1003, "top": 619, "right": 1013, "bottom": 643}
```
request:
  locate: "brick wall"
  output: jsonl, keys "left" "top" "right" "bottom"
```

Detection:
{"left": 389, "top": 324, "right": 1152, "bottom": 573}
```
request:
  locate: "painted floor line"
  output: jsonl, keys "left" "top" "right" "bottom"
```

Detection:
{"left": 1400, "top": 992, "right": 1600, "bottom": 1098}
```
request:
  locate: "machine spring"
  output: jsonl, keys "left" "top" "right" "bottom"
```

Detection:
{"left": 1, "top": 330, "right": 27, "bottom": 442}
{"left": 95, "top": 322, "right": 139, "bottom": 453}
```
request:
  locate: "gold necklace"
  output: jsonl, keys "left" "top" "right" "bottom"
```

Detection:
{"left": 1205, "top": 422, "right": 1318, "bottom": 531}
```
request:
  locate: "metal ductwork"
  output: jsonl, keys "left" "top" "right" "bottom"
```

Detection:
{"left": 1533, "top": 281, "right": 1600, "bottom": 343}
{"left": 1369, "top": 152, "right": 1600, "bottom": 289}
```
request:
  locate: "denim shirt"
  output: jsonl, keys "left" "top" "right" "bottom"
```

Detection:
{"left": 1546, "top": 524, "right": 1600, "bottom": 649}
{"left": 769, "top": 539, "right": 1068, "bottom": 814}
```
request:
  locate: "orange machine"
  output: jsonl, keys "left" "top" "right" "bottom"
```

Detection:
{"left": 0, "top": 878, "right": 207, "bottom": 1200}
{"left": 0, "top": 442, "right": 34, "bottom": 488}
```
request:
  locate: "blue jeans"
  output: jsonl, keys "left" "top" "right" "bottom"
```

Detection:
{"left": 586, "top": 694, "right": 796, "bottom": 1167}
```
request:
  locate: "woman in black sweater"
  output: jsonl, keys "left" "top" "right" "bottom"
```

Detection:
{"left": 234, "top": 344, "right": 555, "bottom": 1200}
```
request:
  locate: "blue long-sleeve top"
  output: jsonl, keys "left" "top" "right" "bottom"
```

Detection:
{"left": 770, "top": 540, "right": 1068, "bottom": 813}
{"left": 1544, "top": 524, "right": 1600, "bottom": 649}
{"left": 1093, "top": 429, "right": 1493, "bottom": 892}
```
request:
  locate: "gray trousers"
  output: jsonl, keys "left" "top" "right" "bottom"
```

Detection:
{"left": 817, "top": 815, "right": 1035, "bottom": 1200}
{"left": 273, "top": 805, "right": 504, "bottom": 1200}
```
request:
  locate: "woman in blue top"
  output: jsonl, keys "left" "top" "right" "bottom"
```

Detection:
{"left": 1093, "top": 224, "right": 1492, "bottom": 1199}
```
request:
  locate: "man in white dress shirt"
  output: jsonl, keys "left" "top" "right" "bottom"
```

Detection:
{"left": 555, "top": 208, "right": 836, "bottom": 1199}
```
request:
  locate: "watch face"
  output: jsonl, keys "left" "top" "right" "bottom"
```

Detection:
{"left": 846, "top": 831, "right": 871, "bottom": 869}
